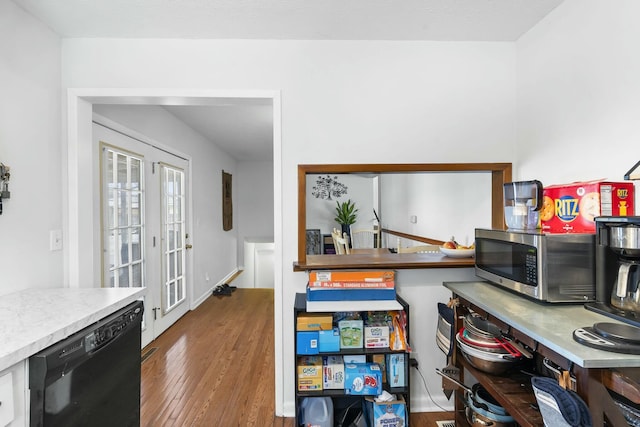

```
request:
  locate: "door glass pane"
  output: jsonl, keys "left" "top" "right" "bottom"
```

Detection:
{"left": 102, "top": 146, "right": 145, "bottom": 289}
{"left": 107, "top": 189, "right": 115, "bottom": 228}
{"left": 131, "top": 158, "right": 141, "bottom": 189}
{"left": 132, "top": 262, "right": 142, "bottom": 287}
{"left": 117, "top": 154, "right": 128, "bottom": 188}
{"left": 131, "top": 192, "right": 141, "bottom": 225}
{"left": 132, "top": 227, "right": 142, "bottom": 262}
{"left": 161, "top": 163, "right": 186, "bottom": 312}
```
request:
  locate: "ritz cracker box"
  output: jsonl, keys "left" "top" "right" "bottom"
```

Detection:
{"left": 541, "top": 181, "right": 635, "bottom": 233}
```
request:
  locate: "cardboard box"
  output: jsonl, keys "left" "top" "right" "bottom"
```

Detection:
{"left": 296, "top": 331, "right": 319, "bottom": 355}
{"left": 364, "top": 324, "right": 390, "bottom": 349}
{"left": 297, "top": 356, "right": 323, "bottom": 391}
{"left": 372, "top": 354, "right": 387, "bottom": 384}
{"left": 322, "top": 356, "right": 345, "bottom": 390}
{"left": 344, "top": 363, "right": 382, "bottom": 395}
{"left": 297, "top": 313, "right": 333, "bottom": 331}
{"left": 343, "top": 355, "right": 366, "bottom": 364}
{"left": 386, "top": 354, "right": 406, "bottom": 388}
{"left": 365, "top": 395, "right": 407, "bottom": 427}
{"left": 309, "top": 270, "right": 395, "bottom": 283}
{"left": 306, "top": 286, "right": 396, "bottom": 301}
{"left": 339, "top": 320, "right": 364, "bottom": 349}
{"left": 541, "top": 181, "right": 635, "bottom": 233}
{"left": 318, "top": 328, "right": 340, "bottom": 352}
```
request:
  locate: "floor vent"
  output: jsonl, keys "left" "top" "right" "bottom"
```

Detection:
{"left": 436, "top": 421, "right": 455, "bottom": 427}
{"left": 141, "top": 347, "right": 158, "bottom": 364}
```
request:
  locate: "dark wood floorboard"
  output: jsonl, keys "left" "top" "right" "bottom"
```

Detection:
{"left": 140, "top": 288, "right": 453, "bottom": 426}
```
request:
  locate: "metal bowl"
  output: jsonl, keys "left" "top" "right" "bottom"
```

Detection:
{"left": 456, "top": 333, "right": 522, "bottom": 375}
{"left": 465, "top": 392, "right": 517, "bottom": 427}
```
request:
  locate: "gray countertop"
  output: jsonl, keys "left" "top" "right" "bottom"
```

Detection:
{"left": 444, "top": 281, "right": 640, "bottom": 369}
{"left": 0, "top": 287, "right": 146, "bottom": 371}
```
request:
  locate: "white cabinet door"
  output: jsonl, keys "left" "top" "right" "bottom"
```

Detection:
{"left": 0, "top": 361, "right": 26, "bottom": 427}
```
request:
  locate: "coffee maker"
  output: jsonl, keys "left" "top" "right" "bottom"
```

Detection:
{"left": 586, "top": 216, "right": 640, "bottom": 326}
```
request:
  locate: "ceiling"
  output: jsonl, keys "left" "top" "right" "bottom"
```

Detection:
{"left": 13, "top": 0, "right": 564, "bottom": 161}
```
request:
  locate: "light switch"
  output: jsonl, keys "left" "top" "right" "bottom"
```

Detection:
{"left": 50, "top": 229, "right": 63, "bottom": 251}
{"left": 410, "top": 215, "right": 417, "bottom": 224}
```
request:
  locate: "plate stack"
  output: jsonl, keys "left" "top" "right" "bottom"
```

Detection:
{"left": 456, "top": 314, "right": 525, "bottom": 375}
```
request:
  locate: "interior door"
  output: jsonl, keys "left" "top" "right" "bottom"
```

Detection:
{"left": 96, "top": 122, "right": 190, "bottom": 348}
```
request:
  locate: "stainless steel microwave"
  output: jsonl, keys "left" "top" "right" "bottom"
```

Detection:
{"left": 474, "top": 228, "right": 596, "bottom": 303}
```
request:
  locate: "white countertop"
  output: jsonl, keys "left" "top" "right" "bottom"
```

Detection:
{"left": 0, "top": 287, "right": 146, "bottom": 371}
{"left": 444, "top": 281, "right": 640, "bottom": 369}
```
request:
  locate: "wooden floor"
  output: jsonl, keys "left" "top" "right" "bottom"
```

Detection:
{"left": 140, "top": 288, "right": 453, "bottom": 426}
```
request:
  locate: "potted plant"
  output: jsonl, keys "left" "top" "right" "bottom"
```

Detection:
{"left": 335, "top": 199, "right": 358, "bottom": 237}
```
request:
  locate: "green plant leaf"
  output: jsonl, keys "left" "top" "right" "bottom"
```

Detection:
{"left": 334, "top": 199, "right": 358, "bottom": 225}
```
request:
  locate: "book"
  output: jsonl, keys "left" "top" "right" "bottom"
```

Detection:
{"left": 309, "top": 270, "right": 395, "bottom": 283}
{"left": 308, "top": 281, "right": 395, "bottom": 289}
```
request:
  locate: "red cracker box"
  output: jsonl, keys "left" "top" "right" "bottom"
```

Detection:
{"left": 541, "top": 180, "right": 634, "bottom": 233}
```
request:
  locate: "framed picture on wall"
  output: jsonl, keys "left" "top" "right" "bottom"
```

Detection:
{"left": 306, "top": 229, "right": 321, "bottom": 255}
{"left": 222, "top": 171, "right": 233, "bottom": 231}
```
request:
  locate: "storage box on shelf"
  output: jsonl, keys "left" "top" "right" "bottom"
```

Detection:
{"left": 294, "top": 292, "right": 411, "bottom": 426}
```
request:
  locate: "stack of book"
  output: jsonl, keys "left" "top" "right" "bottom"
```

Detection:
{"left": 306, "top": 270, "right": 396, "bottom": 301}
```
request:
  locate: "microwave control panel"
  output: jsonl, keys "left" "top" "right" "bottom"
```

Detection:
{"left": 525, "top": 251, "right": 538, "bottom": 285}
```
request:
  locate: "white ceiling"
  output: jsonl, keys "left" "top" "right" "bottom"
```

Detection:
{"left": 13, "top": 0, "right": 564, "bottom": 161}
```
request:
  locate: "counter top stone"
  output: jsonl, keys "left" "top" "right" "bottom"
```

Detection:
{"left": 0, "top": 287, "right": 146, "bottom": 371}
{"left": 444, "top": 281, "right": 640, "bottom": 369}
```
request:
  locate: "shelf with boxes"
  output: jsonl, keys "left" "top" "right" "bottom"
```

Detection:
{"left": 294, "top": 274, "right": 411, "bottom": 427}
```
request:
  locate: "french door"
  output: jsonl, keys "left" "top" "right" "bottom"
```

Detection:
{"left": 96, "top": 122, "right": 190, "bottom": 347}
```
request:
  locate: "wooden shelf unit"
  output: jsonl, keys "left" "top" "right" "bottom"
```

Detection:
{"left": 451, "top": 293, "right": 637, "bottom": 426}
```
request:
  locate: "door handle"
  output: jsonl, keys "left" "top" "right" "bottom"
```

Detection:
{"left": 185, "top": 244, "right": 193, "bottom": 249}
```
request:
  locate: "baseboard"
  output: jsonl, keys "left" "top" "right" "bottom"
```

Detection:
{"left": 191, "top": 268, "right": 241, "bottom": 309}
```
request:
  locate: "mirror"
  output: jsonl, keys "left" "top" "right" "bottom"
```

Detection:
{"left": 297, "top": 163, "right": 512, "bottom": 267}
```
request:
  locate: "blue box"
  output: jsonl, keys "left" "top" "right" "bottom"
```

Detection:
{"left": 297, "top": 331, "right": 319, "bottom": 355}
{"left": 306, "top": 287, "right": 396, "bottom": 301}
{"left": 344, "top": 363, "right": 382, "bottom": 395}
{"left": 386, "top": 353, "right": 406, "bottom": 387}
{"left": 365, "top": 395, "right": 407, "bottom": 427}
{"left": 318, "top": 328, "right": 340, "bottom": 352}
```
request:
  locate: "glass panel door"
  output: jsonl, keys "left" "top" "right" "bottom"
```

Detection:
{"left": 161, "top": 163, "right": 186, "bottom": 313}
{"left": 102, "top": 146, "right": 145, "bottom": 289}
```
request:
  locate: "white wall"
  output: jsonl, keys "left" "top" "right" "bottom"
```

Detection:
{"left": 60, "top": 38, "right": 516, "bottom": 414}
{"left": 0, "top": 0, "right": 63, "bottom": 296}
{"left": 306, "top": 173, "right": 376, "bottom": 239}
{"left": 92, "top": 104, "right": 239, "bottom": 301}
{"left": 516, "top": 0, "right": 640, "bottom": 201}
{"left": 237, "top": 159, "right": 274, "bottom": 266}
{"left": 382, "top": 172, "right": 492, "bottom": 247}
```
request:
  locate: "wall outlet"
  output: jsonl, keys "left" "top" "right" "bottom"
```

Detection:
{"left": 49, "top": 229, "right": 62, "bottom": 251}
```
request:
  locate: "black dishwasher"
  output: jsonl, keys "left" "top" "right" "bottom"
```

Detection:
{"left": 29, "top": 300, "right": 144, "bottom": 427}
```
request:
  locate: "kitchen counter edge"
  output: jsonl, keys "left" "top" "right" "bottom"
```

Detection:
{"left": 444, "top": 281, "right": 640, "bottom": 369}
{"left": 0, "top": 287, "right": 146, "bottom": 372}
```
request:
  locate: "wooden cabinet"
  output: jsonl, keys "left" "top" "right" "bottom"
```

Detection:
{"left": 445, "top": 281, "right": 640, "bottom": 427}
{"left": 293, "top": 293, "right": 411, "bottom": 426}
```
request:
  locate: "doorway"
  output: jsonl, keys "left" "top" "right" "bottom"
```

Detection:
{"left": 66, "top": 89, "right": 284, "bottom": 415}
{"left": 95, "top": 122, "right": 191, "bottom": 347}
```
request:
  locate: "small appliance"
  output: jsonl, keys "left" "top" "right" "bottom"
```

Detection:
{"left": 475, "top": 228, "right": 596, "bottom": 303}
{"left": 584, "top": 216, "right": 640, "bottom": 326}
{"left": 503, "top": 180, "right": 543, "bottom": 230}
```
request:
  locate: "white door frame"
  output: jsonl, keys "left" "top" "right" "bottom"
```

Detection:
{"left": 64, "top": 88, "right": 284, "bottom": 415}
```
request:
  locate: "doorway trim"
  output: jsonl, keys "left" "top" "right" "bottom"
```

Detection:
{"left": 65, "top": 88, "right": 284, "bottom": 414}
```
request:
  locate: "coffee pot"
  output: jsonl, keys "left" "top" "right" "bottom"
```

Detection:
{"left": 588, "top": 217, "right": 640, "bottom": 326}
{"left": 611, "top": 260, "right": 640, "bottom": 311}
